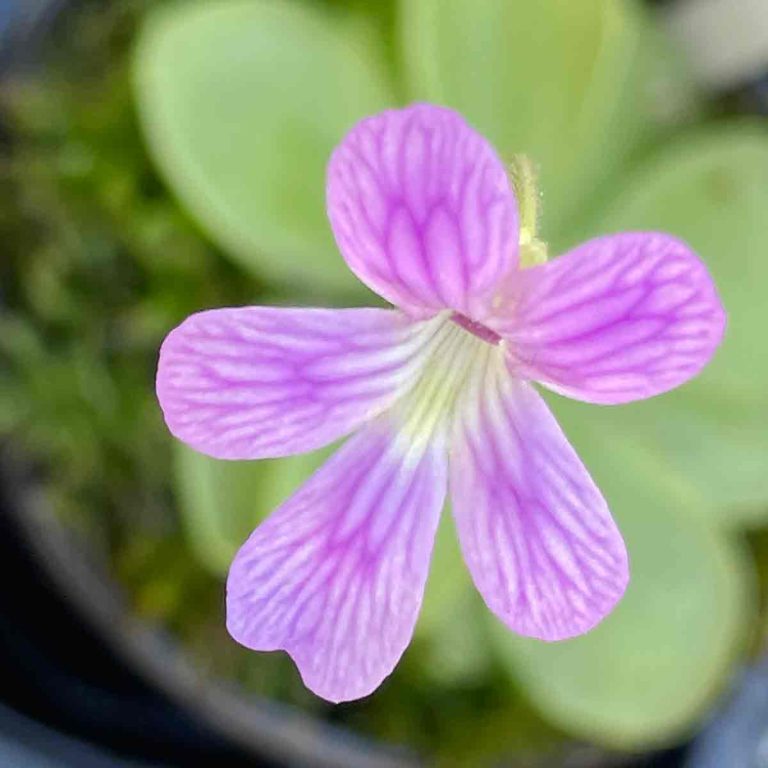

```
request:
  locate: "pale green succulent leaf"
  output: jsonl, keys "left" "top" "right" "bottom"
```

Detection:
{"left": 134, "top": 0, "right": 394, "bottom": 296}
{"left": 400, "top": 0, "right": 684, "bottom": 238}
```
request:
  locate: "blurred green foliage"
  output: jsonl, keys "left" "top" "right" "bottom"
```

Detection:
{"left": 1, "top": 0, "right": 767, "bottom": 763}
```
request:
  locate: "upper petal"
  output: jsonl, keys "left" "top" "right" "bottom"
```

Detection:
{"left": 326, "top": 103, "right": 519, "bottom": 319}
{"left": 226, "top": 415, "right": 447, "bottom": 702}
{"left": 492, "top": 232, "right": 726, "bottom": 404}
{"left": 450, "top": 359, "right": 628, "bottom": 641}
{"left": 157, "top": 306, "right": 441, "bottom": 459}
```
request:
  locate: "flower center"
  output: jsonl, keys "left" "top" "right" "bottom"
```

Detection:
{"left": 450, "top": 313, "right": 502, "bottom": 344}
{"left": 508, "top": 154, "right": 548, "bottom": 269}
{"left": 394, "top": 315, "right": 503, "bottom": 458}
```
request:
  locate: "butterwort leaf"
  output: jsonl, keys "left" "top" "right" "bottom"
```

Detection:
{"left": 400, "top": 0, "right": 665, "bottom": 236}
{"left": 134, "top": 0, "right": 394, "bottom": 294}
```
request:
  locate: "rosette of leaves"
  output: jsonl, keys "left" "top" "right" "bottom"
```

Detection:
{"left": 133, "top": 0, "right": 768, "bottom": 756}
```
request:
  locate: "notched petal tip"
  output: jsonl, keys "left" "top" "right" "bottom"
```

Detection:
{"left": 225, "top": 609, "right": 379, "bottom": 704}
{"left": 326, "top": 102, "right": 519, "bottom": 319}
{"left": 225, "top": 616, "right": 379, "bottom": 704}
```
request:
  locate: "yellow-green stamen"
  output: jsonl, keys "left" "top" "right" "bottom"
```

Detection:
{"left": 394, "top": 316, "right": 499, "bottom": 459}
{"left": 508, "top": 154, "right": 548, "bottom": 268}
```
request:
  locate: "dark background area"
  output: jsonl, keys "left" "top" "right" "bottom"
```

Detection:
{"left": 0, "top": 469, "right": 262, "bottom": 767}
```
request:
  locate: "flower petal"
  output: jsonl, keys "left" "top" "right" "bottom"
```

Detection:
{"left": 494, "top": 232, "right": 726, "bottom": 404}
{"left": 226, "top": 417, "right": 447, "bottom": 702}
{"left": 157, "top": 307, "right": 440, "bottom": 459}
{"left": 327, "top": 103, "right": 519, "bottom": 318}
{"left": 450, "top": 363, "right": 628, "bottom": 641}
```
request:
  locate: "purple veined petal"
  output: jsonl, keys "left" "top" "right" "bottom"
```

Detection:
{"left": 492, "top": 232, "right": 726, "bottom": 404}
{"left": 226, "top": 416, "right": 447, "bottom": 703}
{"left": 450, "top": 359, "right": 628, "bottom": 641}
{"left": 327, "top": 103, "right": 519, "bottom": 320}
{"left": 157, "top": 306, "right": 443, "bottom": 460}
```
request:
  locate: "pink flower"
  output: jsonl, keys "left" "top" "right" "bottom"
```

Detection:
{"left": 156, "top": 104, "right": 725, "bottom": 703}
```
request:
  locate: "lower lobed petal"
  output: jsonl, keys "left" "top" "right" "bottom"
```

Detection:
{"left": 226, "top": 415, "right": 447, "bottom": 702}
